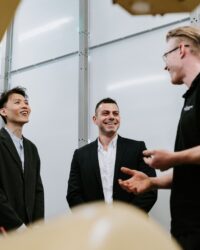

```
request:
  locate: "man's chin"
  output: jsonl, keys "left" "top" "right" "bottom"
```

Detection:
{"left": 171, "top": 77, "right": 183, "bottom": 85}
{"left": 104, "top": 130, "right": 117, "bottom": 137}
{"left": 17, "top": 120, "right": 29, "bottom": 125}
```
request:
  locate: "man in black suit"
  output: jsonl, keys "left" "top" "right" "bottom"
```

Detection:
{"left": 67, "top": 98, "right": 157, "bottom": 212}
{"left": 0, "top": 87, "right": 44, "bottom": 231}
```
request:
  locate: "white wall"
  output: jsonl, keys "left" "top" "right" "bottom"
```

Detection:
{"left": 1, "top": 0, "right": 191, "bottom": 233}
{"left": 11, "top": 0, "right": 78, "bottom": 70}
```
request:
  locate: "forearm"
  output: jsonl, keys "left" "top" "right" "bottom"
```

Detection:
{"left": 33, "top": 163, "right": 44, "bottom": 220}
{"left": 66, "top": 184, "right": 84, "bottom": 208}
{"left": 132, "top": 190, "right": 157, "bottom": 213}
{"left": 67, "top": 174, "right": 85, "bottom": 208}
{"left": 33, "top": 190, "right": 44, "bottom": 220}
{"left": 67, "top": 196, "right": 84, "bottom": 208}
{"left": 0, "top": 193, "right": 23, "bottom": 230}
{"left": 174, "top": 146, "right": 200, "bottom": 165}
{"left": 150, "top": 172, "right": 172, "bottom": 189}
{"left": 67, "top": 151, "right": 85, "bottom": 208}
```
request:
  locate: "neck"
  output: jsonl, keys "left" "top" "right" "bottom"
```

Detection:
{"left": 98, "top": 133, "right": 117, "bottom": 150}
{"left": 6, "top": 124, "right": 23, "bottom": 138}
{"left": 183, "top": 59, "right": 200, "bottom": 88}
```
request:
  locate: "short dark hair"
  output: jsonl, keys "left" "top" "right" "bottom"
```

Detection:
{"left": 95, "top": 97, "right": 118, "bottom": 113}
{"left": 0, "top": 86, "right": 28, "bottom": 123}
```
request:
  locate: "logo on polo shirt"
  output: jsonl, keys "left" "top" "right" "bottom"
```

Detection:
{"left": 184, "top": 105, "right": 193, "bottom": 111}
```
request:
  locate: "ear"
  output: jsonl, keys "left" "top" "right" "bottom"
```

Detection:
{"left": 179, "top": 43, "right": 187, "bottom": 59}
{"left": 0, "top": 108, "right": 7, "bottom": 118}
{"left": 92, "top": 115, "right": 97, "bottom": 125}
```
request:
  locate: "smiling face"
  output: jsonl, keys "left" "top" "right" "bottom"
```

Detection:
{"left": 163, "top": 38, "right": 185, "bottom": 85}
{"left": 0, "top": 93, "right": 31, "bottom": 126}
{"left": 165, "top": 38, "right": 191, "bottom": 85}
{"left": 93, "top": 103, "right": 120, "bottom": 137}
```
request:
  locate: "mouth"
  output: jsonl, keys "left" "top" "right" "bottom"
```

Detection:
{"left": 20, "top": 111, "right": 29, "bottom": 116}
{"left": 104, "top": 121, "right": 118, "bottom": 126}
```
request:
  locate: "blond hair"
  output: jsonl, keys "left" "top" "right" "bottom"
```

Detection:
{"left": 166, "top": 26, "right": 200, "bottom": 54}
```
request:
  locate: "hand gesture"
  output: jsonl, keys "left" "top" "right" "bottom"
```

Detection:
{"left": 118, "top": 167, "right": 153, "bottom": 194}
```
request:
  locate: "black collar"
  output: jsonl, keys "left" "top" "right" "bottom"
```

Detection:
{"left": 183, "top": 72, "right": 200, "bottom": 99}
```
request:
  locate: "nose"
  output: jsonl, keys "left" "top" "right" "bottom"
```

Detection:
{"left": 108, "top": 113, "right": 114, "bottom": 119}
{"left": 23, "top": 103, "right": 28, "bottom": 107}
{"left": 22, "top": 102, "right": 30, "bottom": 110}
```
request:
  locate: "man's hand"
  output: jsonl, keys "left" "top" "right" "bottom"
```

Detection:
{"left": 118, "top": 167, "right": 153, "bottom": 194}
{"left": 143, "top": 149, "right": 175, "bottom": 171}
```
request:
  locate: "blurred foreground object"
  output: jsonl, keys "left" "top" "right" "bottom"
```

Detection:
{"left": 0, "top": 0, "right": 20, "bottom": 40}
{"left": 113, "top": 0, "right": 200, "bottom": 15}
{"left": 0, "top": 202, "right": 181, "bottom": 250}
{"left": 0, "top": 227, "right": 6, "bottom": 236}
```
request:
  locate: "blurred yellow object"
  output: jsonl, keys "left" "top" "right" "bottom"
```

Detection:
{"left": 0, "top": 202, "right": 181, "bottom": 250}
{"left": 0, "top": 0, "right": 20, "bottom": 40}
{"left": 113, "top": 0, "right": 199, "bottom": 15}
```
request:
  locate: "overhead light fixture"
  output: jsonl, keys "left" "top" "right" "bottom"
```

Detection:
{"left": 113, "top": 0, "right": 200, "bottom": 15}
{"left": 0, "top": 0, "right": 21, "bottom": 40}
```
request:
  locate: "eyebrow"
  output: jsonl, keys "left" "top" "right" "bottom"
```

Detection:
{"left": 12, "top": 98, "right": 28, "bottom": 102}
{"left": 13, "top": 98, "right": 22, "bottom": 101}
{"left": 101, "top": 110, "right": 119, "bottom": 113}
{"left": 13, "top": 98, "right": 23, "bottom": 101}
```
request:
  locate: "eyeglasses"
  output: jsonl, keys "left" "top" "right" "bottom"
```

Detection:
{"left": 162, "top": 44, "right": 190, "bottom": 62}
{"left": 162, "top": 47, "right": 179, "bottom": 62}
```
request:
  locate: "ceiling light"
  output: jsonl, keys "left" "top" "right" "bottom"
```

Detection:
{"left": 113, "top": 0, "right": 200, "bottom": 15}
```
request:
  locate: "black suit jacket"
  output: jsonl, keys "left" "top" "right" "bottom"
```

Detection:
{"left": 0, "top": 128, "right": 44, "bottom": 230}
{"left": 67, "top": 136, "right": 157, "bottom": 212}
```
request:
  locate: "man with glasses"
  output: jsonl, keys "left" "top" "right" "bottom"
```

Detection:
{"left": 119, "top": 26, "right": 200, "bottom": 250}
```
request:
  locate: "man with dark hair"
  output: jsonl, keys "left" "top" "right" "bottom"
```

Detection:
{"left": 67, "top": 98, "right": 157, "bottom": 212}
{"left": 0, "top": 86, "right": 44, "bottom": 231}
{"left": 95, "top": 97, "right": 118, "bottom": 112}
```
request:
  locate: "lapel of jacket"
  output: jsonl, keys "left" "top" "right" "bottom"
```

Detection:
{"left": 91, "top": 139, "right": 104, "bottom": 190}
{"left": 22, "top": 137, "right": 31, "bottom": 179}
{"left": 0, "top": 127, "right": 23, "bottom": 173}
{"left": 113, "top": 135, "right": 125, "bottom": 191}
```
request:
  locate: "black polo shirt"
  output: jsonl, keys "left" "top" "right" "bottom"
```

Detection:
{"left": 171, "top": 72, "right": 200, "bottom": 236}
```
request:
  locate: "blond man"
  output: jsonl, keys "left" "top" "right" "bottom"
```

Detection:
{"left": 119, "top": 26, "right": 200, "bottom": 250}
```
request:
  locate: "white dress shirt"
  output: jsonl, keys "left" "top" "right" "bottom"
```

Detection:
{"left": 98, "top": 135, "right": 118, "bottom": 204}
